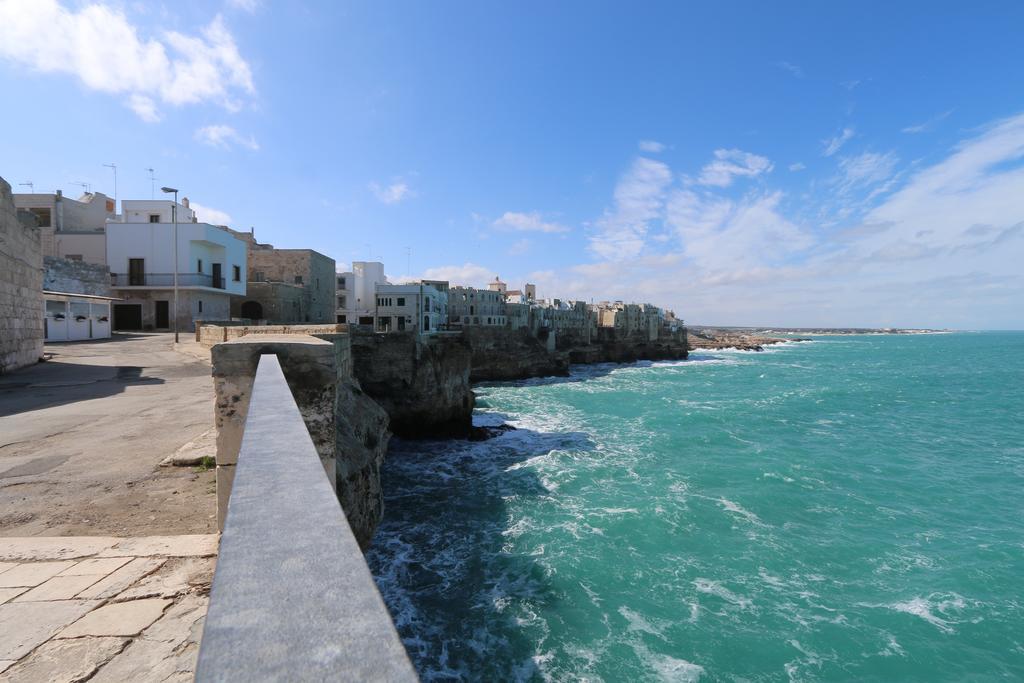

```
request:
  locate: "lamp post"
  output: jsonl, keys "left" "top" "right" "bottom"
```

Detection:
{"left": 161, "top": 186, "right": 179, "bottom": 343}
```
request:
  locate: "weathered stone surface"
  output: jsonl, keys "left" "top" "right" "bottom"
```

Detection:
{"left": 0, "top": 600, "right": 98, "bottom": 660}
{"left": 13, "top": 574, "right": 103, "bottom": 602}
{"left": 0, "top": 587, "right": 28, "bottom": 604}
{"left": 76, "top": 558, "right": 166, "bottom": 600}
{"left": 57, "top": 598, "right": 171, "bottom": 638}
{"left": 464, "top": 326, "right": 569, "bottom": 382}
{"left": 58, "top": 557, "right": 131, "bottom": 576}
{"left": 0, "top": 561, "right": 76, "bottom": 588}
{"left": 0, "top": 636, "right": 127, "bottom": 682}
{"left": 0, "top": 562, "right": 17, "bottom": 575}
{"left": 43, "top": 255, "right": 111, "bottom": 297}
{"left": 0, "top": 176, "right": 44, "bottom": 374}
{"left": 88, "top": 633, "right": 198, "bottom": 683}
{"left": 350, "top": 329, "right": 475, "bottom": 438}
{"left": 0, "top": 537, "right": 118, "bottom": 561}
{"left": 113, "top": 557, "right": 214, "bottom": 601}
{"left": 97, "top": 535, "right": 219, "bottom": 558}
{"left": 335, "top": 376, "right": 390, "bottom": 548}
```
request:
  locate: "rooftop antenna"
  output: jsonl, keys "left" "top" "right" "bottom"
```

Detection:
{"left": 70, "top": 180, "right": 92, "bottom": 194}
{"left": 19, "top": 181, "right": 34, "bottom": 192}
{"left": 103, "top": 163, "right": 117, "bottom": 206}
{"left": 145, "top": 168, "right": 156, "bottom": 199}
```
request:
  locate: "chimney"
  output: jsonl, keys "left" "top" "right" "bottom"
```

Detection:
{"left": 182, "top": 197, "right": 190, "bottom": 208}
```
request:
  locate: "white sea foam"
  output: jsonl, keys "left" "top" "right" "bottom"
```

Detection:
{"left": 693, "top": 578, "right": 752, "bottom": 609}
{"left": 865, "top": 592, "right": 972, "bottom": 633}
{"left": 716, "top": 497, "right": 766, "bottom": 526}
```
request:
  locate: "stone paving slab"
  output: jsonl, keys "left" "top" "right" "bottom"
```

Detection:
{"left": 0, "top": 599, "right": 99, "bottom": 661}
{"left": 0, "top": 535, "right": 217, "bottom": 681}
{"left": 96, "top": 534, "right": 219, "bottom": 558}
{"left": 0, "top": 537, "right": 119, "bottom": 561}
{"left": 57, "top": 598, "right": 172, "bottom": 638}
{"left": 0, "top": 560, "right": 76, "bottom": 588}
{"left": 13, "top": 574, "right": 104, "bottom": 602}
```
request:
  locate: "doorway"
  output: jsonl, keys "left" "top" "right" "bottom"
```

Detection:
{"left": 113, "top": 304, "right": 143, "bottom": 331}
{"left": 155, "top": 301, "right": 170, "bottom": 329}
{"left": 212, "top": 263, "right": 223, "bottom": 289}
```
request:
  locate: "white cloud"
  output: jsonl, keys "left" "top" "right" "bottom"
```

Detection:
{"left": 508, "top": 239, "right": 531, "bottom": 256}
{"left": 195, "top": 124, "right": 259, "bottom": 150}
{"left": 902, "top": 109, "right": 953, "bottom": 134}
{"left": 419, "top": 263, "right": 496, "bottom": 287}
{"left": 589, "top": 157, "right": 672, "bottom": 260}
{"left": 0, "top": 0, "right": 254, "bottom": 121}
{"left": 493, "top": 211, "right": 569, "bottom": 233}
{"left": 226, "top": 0, "right": 260, "bottom": 12}
{"left": 638, "top": 140, "right": 666, "bottom": 153}
{"left": 822, "top": 127, "right": 855, "bottom": 156}
{"left": 835, "top": 151, "right": 898, "bottom": 195}
{"left": 369, "top": 180, "right": 414, "bottom": 204}
{"left": 189, "top": 201, "right": 232, "bottom": 226}
{"left": 776, "top": 61, "right": 804, "bottom": 78}
{"left": 698, "top": 148, "right": 773, "bottom": 187}
{"left": 789, "top": 162, "right": 806, "bottom": 172}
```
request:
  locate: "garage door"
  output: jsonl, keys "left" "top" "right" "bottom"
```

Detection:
{"left": 113, "top": 304, "right": 143, "bottom": 331}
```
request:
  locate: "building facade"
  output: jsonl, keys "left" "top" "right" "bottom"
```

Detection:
{"left": 448, "top": 286, "right": 507, "bottom": 326}
{"left": 1, "top": 177, "right": 43, "bottom": 373}
{"left": 13, "top": 189, "right": 115, "bottom": 265}
{"left": 374, "top": 282, "right": 447, "bottom": 335}
{"left": 106, "top": 201, "right": 246, "bottom": 332}
{"left": 231, "top": 234, "right": 336, "bottom": 323}
{"left": 336, "top": 261, "right": 387, "bottom": 325}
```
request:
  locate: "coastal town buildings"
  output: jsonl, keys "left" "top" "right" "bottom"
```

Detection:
{"left": 43, "top": 255, "right": 116, "bottom": 342}
{"left": 228, "top": 230, "right": 335, "bottom": 323}
{"left": 13, "top": 189, "right": 114, "bottom": 265}
{"left": 449, "top": 285, "right": 507, "bottom": 326}
{"left": 374, "top": 281, "right": 447, "bottom": 335}
{"left": 106, "top": 199, "right": 247, "bottom": 331}
{"left": 337, "top": 261, "right": 387, "bottom": 325}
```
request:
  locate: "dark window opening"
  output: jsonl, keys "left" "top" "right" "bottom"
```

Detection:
{"left": 233, "top": 265, "right": 241, "bottom": 281}
{"left": 197, "top": 259, "right": 203, "bottom": 273}
{"left": 28, "top": 207, "right": 52, "bottom": 227}
{"left": 294, "top": 275, "right": 303, "bottom": 285}
{"left": 149, "top": 214, "right": 160, "bottom": 223}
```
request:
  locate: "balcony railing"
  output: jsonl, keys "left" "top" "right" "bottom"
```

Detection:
{"left": 111, "top": 273, "right": 226, "bottom": 289}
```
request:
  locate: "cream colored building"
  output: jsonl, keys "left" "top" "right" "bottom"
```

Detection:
{"left": 449, "top": 285, "right": 507, "bottom": 326}
{"left": 14, "top": 190, "right": 115, "bottom": 265}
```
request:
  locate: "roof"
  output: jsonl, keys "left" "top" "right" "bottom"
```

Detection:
{"left": 43, "top": 290, "right": 122, "bottom": 301}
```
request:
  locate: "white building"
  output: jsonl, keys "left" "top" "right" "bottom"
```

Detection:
{"left": 337, "top": 261, "right": 387, "bottom": 325}
{"left": 43, "top": 291, "right": 116, "bottom": 341}
{"left": 106, "top": 200, "right": 246, "bottom": 331}
{"left": 14, "top": 190, "right": 115, "bottom": 265}
{"left": 374, "top": 282, "right": 447, "bottom": 335}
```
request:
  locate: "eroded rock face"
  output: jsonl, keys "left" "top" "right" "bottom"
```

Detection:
{"left": 335, "top": 377, "right": 391, "bottom": 549}
{"left": 350, "top": 330, "right": 475, "bottom": 439}
{"left": 463, "top": 327, "right": 570, "bottom": 382}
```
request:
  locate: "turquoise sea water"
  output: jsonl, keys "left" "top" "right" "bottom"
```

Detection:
{"left": 367, "top": 332, "right": 1024, "bottom": 681}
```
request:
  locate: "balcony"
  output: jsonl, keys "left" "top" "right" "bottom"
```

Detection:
{"left": 111, "top": 273, "right": 226, "bottom": 289}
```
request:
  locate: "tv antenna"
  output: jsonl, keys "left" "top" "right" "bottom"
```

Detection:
{"left": 19, "top": 181, "right": 34, "bottom": 192}
{"left": 145, "top": 168, "right": 156, "bottom": 198}
{"left": 70, "top": 180, "right": 92, "bottom": 194}
{"left": 103, "top": 163, "right": 117, "bottom": 205}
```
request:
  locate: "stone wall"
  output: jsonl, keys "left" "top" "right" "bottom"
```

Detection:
{"left": 0, "top": 177, "right": 43, "bottom": 374}
{"left": 210, "top": 332, "right": 386, "bottom": 547}
{"left": 349, "top": 329, "right": 475, "bottom": 438}
{"left": 43, "top": 255, "right": 111, "bottom": 296}
{"left": 197, "top": 323, "right": 348, "bottom": 348}
{"left": 462, "top": 326, "right": 569, "bottom": 382}
{"left": 246, "top": 248, "right": 336, "bottom": 323}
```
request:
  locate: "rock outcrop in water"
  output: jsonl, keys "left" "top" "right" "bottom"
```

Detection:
{"left": 349, "top": 329, "right": 475, "bottom": 438}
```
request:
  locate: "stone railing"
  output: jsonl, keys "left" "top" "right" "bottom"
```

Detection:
{"left": 196, "top": 322, "right": 349, "bottom": 348}
{"left": 196, "top": 337, "right": 416, "bottom": 680}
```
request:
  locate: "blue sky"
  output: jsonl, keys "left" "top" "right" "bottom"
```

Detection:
{"left": 2, "top": 1, "right": 1023, "bottom": 328}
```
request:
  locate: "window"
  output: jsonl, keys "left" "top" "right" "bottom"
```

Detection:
{"left": 397, "top": 317, "right": 406, "bottom": 331}
{"left": 233, "top": 265, "right": 241, "bottom": 281}
{"left": 397, "top": 297, "right": 405, "bottom": 306}
{"left": 197, "top": 259, "right": 203, "bottom": 273}
{"left": 149, "top": 214, "right": 160, "bottom": 223}
{"left": 337, "top": 276, "right": 346, "bottom": 288}
{"left": 28, "top": 207, "right": 51, "bottom": 227}
{"left": 198, "top": 300, "right": 203, "bottom": 313}
{"left": 294, "top": 275, "right": 303, "bottom": 285}
{"left": 128, "top": 258, "right": 145, "bottom": 286}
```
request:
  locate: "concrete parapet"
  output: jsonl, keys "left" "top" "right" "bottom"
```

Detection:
{"left": 211, "top": 334, "right": 338, "bottom": 530}
{"left": 197, "top": 322, "right": 348, "bottom": 348}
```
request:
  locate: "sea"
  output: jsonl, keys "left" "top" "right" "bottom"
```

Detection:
{"left": 366, "top": 332, "right": 1024, "bottom": 682}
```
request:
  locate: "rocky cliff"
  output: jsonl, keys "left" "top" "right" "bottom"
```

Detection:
{"left": 462, "top": 327, "right": 569, "bottom": 382}
{"left": 349, "top": 330, "right": 475, "bottom": 438}
{"left": 335, "top": 376, "right": 391, "bottom": 549}
{"left": 566, "top": 328, "right": 690, "bottom": 364}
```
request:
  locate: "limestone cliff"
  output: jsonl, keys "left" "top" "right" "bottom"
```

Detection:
{"left": 334, "top": 377, "right": 390, "bottom": 549}
{"left": 463, "top": 327, "right": 569, "bottom": 382}
{"left": 349, "top": 330, "right": 475, "bottom": 438}
{"left": 568, "top": 328, "right": 690, "bottom": 364}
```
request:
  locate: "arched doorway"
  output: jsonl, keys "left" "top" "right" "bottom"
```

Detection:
{"left": 240, "top": 301, "right": 264, "bottom": 320}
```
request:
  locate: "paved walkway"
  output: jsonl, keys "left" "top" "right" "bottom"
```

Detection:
{"left": 0, "top": 534, "right": 217, "bottom": 681}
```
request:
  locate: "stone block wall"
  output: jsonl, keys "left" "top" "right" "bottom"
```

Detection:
{"left": 197, "top": 322, "right": 348, "bottom": 347}
{"left": 0, "top": 177, "right": 43, "bottom": 374}
{"left": 43, "top": 255, "right": 111, "bottom": 296}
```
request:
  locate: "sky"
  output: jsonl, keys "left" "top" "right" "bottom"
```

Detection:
{"left": 1, "top": 1, "right": 1023, "bottom": 329}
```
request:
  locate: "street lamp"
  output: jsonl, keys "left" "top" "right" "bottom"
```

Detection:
{"left": 161, "top": 186, "right": 179, "bottom": 343}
